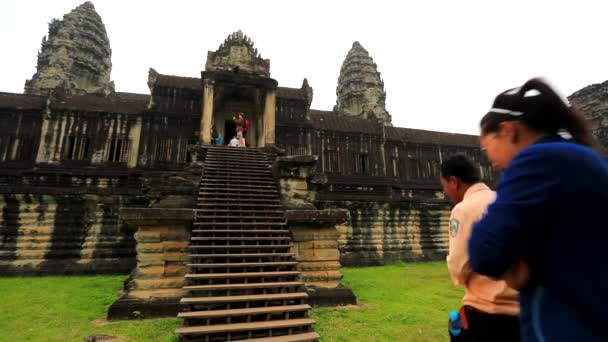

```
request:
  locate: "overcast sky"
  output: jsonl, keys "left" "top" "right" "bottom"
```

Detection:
{"left": 2, "top": 0, "right": 607, "bottom": 134}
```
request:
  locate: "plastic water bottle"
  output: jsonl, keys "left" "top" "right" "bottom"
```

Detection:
{"left": 448, "top": 310, "right": 462, "bottom": 336}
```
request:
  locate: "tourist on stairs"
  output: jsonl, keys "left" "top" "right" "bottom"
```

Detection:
{"left": 469, "top": 78, "right": 608, "bottom": 342}
{"left": 440, "top": 155, "right": 520, "bottom": 342}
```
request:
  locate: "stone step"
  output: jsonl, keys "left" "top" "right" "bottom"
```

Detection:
{"left": 188, "top": 244, "right": 293, "bottom": 250}
{"left": 191, "top": 230, "right": 288, "bottom": 234}
{"left": 206, "top": 146, "right": 266, "bottom": 154}
{"left": 197, "top": 203, "right": 282, "bottom": 208}
{"left": 188, "top": 253, "right": 294, "bottom": 259}
{"left": 206, "top": 155, "right": 268, "bottom": 161}
{"left": 183, "top": 281, "right": 304, "bottom": 292}
{"left": 200, "top": 179, "right": 276, "bottom": 184}
{"left": 184, "top": 271, "right": 301, "bottom": 280}
{"left": 175, "top": 318, "right": 315, "bottom": 336}
{"left": 205, "top": 162, "right": 270, "bottom": 168}
{"left": 194, "top": 216, "right": 284, "bottom": 220}
{"left": 175, "top": 318, "right": 315, "bottom": 342}
{"left": 180, "top": 292, "right": 307, "bottom": 304}
{"left": 199, "top": 188, "right": 278, "bottom": 193}
{"left": 187, "top": 262, "right": 298, "bottom": 268}
{"left": 190, "top": 237, "right": 291, "bottom": 241}
{"left": 193, "top": 222, "right": 287, "bottom": 226}
{"left": 195, "top": 209, "right": 284, "bottom": 213}
{"left": 177, "top": 304, "right": 311, "bottom": 319}
{"left": 204, "top": 169, "right": 272, "bottom": 175}
{"left": 198, "top": 192, "right": 279, "bottom": 198}
{"left": 197, "top": 199, "right": 280, "bottom": 204}
{"left": 199, "top": 184, "right": 277, "bottom": 189}
{"left": 201, "top": 176, "right": 273, "bottom": 182}
{"left": 245, "top": 332, "right": 321, "bottom": 342}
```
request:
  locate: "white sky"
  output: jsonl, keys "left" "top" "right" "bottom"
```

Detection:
{"left": 2, "top": 0, "right": 607, "bottom": 134}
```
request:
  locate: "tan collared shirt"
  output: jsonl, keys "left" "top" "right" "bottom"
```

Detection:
{"left": 447, "top": 182, "right": 520, "bottom": 316}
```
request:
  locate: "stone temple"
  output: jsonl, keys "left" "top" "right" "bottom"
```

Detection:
{"left": 1, "top": 1, "right": 605, "bottom": 339}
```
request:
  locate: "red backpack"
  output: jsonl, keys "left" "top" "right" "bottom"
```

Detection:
{"left": 243, "top": 119, "right": 251, "bottom": 133}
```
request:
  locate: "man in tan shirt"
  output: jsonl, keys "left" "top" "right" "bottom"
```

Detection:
{"left": 440, "top": 154, "right": 520, "bottom": 342}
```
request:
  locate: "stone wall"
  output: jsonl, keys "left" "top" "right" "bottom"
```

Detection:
{"left": 0, "top": 193, "right": 137, "bottom": 275}
{"left": 317, "top": 200, "right": 450, "bottom": 267}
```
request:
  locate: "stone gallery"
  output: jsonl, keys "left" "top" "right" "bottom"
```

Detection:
{"left": 1, "top": 2, "right": 606, "bottom": 341}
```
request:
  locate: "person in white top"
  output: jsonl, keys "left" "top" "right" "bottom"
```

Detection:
{"left": 229, "top": 136, "right": 239, "bottom": 147}
{"left": 439, "top": 154, "right": 520, "bottom": 342}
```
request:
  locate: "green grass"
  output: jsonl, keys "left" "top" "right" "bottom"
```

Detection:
{"left": 0, "top": 262, "right": 461, "bottom": 342}
{"left": 0, "top": 276, "right": 179, "bottom": 342}
{"left": 311, "top": 262, "right": 462, "bottom": 342}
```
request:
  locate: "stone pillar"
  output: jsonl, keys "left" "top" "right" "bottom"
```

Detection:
{"left": 35, "top": 117, "right": 51, "bottom": 163}
{"left": 263, "top": 89, "right": 276, "bottom": 146}
{"left": 273, "top": 155, "right": 357, "bottom": 307}
{"left": 107, "top": 208, "right": 193, "bottom": 320}
{"left": 200, "top": 80, "right": 214, "bottom": 144}
{"left": 127, "top": 117, "right": 142, "bottom": 168}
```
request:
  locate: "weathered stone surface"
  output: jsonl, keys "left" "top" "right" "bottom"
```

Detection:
{"left": 322, "top": 200, "right": 450, "bottom": 266}
{"left": 569, "top": 81, "right": 608, "bottom": 151}
{"left": 285, "top": 209, "right": 349, "bottom": 224}
{"left": 334, "top": 41, "right": 392, "bottom": 126}
{"left": 107, "top": 210, "right": 191, "bottom": 319}
{"left": 0, "top": 193, "right": 136, "bottom": 275}
{"left": 25, "top": 1, "right": 114, "bottom": 96}
{"left": 205, "top": 30, "right": 270, "bottom": 77}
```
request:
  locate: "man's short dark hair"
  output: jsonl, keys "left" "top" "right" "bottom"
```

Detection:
{"left": 440, "top": 154, "right": 481, "bottom": 184}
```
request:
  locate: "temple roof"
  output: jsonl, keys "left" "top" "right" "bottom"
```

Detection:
{"left": 0, "top": 91, "right": 148, "bottom": 114}
{"left": 148, "top": 70, "right": 305, "bottom": 100}
{"left": 310, "top": 110, "right": 381, "bottom": 134}
{"left": 309, "top": 109, "right": 478, "bottom": 146}
{"left": 0, "top": 92, "right": 46, "bottom": 111}
{"left": 153, "top": 73, "right": 200, "bottom": 90}
{"left": 276, "top": 87, "right": 307, "bottom": 100}
{"left": 50, "top": 92, "right": 149, "bottom": 113}
{"left": 386, "top": 126, "right": 479, "bottom": 147}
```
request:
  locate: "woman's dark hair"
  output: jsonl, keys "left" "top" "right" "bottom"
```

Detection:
{"left": 440, "top": 154, "right": 481, "bottom": 184}
{"left": 480, "top": 78, "right": 595, "bottom": 147}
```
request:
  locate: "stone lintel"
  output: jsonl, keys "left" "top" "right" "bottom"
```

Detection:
{"left": 201, "top": 70, "right": 278, "bottom": 90}
{"left": 285, "top": 209, "right": 349, "bottom": 224}
{"left": 120, "top": 208, "right": 194, "bottom": 226}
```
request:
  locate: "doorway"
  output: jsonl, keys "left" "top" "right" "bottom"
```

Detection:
{"left": 224, "top": 120, "right": 236, "bottom": 145}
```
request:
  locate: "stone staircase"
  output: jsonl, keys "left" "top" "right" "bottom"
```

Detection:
{"left": 176, "top": 146, "right": 318, "bottom": 342}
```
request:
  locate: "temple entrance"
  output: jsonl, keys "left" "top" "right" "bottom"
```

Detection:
{"left": 224, "top": 120, "right": 236, "bottom": 145}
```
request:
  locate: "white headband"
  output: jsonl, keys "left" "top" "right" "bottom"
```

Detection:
{"left": 488, "top": 107, "right": 524, "bottom": 116}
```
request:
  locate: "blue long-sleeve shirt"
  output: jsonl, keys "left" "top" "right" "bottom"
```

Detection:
{"left": 469, "top": 135, "right": 608, "bottom": 341}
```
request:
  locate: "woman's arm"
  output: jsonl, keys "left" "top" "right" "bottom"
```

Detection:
{"left": 469, "top": 148, "right": 558, "bottom": 278}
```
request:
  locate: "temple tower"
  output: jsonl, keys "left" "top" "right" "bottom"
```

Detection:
{"left": 24, "top": 1, "right": 114, "bottom": 96}
{"left": 335, "top": 41, "right": 392, "bottom": 126}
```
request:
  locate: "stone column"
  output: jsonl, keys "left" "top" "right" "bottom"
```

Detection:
{"left": 107, "top": 208, "right": 194, "bottom": 320}
{"left": 127, "top": 117, "right": 142, "bottom": 168}
{"left": 200, "top": 79, "right": 214, "bottom": 144}
{"left": 263, "top": 89, "right": 276, "bottom": 146}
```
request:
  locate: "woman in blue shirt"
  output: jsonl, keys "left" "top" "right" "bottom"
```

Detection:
{"left": 468, "top": 78, "right": 608, "bottom": 341}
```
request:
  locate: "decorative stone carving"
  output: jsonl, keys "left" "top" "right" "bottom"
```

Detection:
{"left": 205, "top": 30, "right": 270, "bottom": 77}
{"left": 334, "top": 41, "right": 392, "bottom": 126}
{"left": 301, "top": 78, "right": 313, "bottom": 111}
{"left": 24, "top": 1, "right": 114, "bottom": 96}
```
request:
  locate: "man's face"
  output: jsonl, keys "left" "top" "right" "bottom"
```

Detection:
{"left": 439, "top": 175, "right": 460, "bottom": 205}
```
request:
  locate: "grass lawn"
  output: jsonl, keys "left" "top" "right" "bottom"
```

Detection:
{"left": 0, "top": 262, "right": 461, "bottom": 342}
